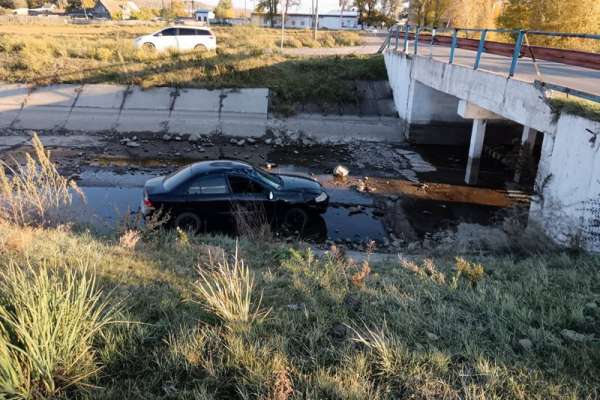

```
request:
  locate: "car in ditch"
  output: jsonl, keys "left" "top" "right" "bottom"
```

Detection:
{"left": 141, "top": 160, "right": 329, "bottom": 233}
{"left": 133, "top": 26, "right": 217, "bottom": 52}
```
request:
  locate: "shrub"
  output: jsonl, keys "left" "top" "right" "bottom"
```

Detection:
{"left": 192, "top": 245, "right": 269, "bottom": 326}
{"left": 0, "top": 262, "right": 117, "bottom": 398}
{"left": 454, "top": 257, "right": 485, "bottom": 288}
{"left": 0, "top": 133, "right": 83, "bottom": 226}
{"left": 282, "top": 37, "right": 303, "bottom": 48}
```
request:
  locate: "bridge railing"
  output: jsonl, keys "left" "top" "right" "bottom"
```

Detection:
{"left": 379, "top": 24, "right": 600, "bottom": 103}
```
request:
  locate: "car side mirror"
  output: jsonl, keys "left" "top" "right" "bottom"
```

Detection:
{"left": 268, "top": 192, "right": 274, "bottom": 200}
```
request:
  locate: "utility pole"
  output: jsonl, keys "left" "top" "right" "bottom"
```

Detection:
{"left": 313, "top": 0, "right": 318, "bottom": 39}
{"left": 280, "top": 0, "right": 285, "bottom": 49}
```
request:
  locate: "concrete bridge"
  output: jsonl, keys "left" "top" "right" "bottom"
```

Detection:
{"left": 382, "top": 27, "right": 600, "bottom": 251}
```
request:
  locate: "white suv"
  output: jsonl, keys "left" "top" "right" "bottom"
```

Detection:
{"left": 134, "top": 26, "right": 217, "bottom": 52}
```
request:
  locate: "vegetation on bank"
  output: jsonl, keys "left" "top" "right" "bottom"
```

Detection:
{"left": 0, "top": 136, "right": 599, "bottom": 399}
{"left": 0, "top": 23, "right": 380, "bottom": 113}
{"left": 548, "top": 96, "right": 600, "bottom": 123}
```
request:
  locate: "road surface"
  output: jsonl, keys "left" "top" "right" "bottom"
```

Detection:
{"left": 283, "top": 35, "right": 600, "bottom": 98}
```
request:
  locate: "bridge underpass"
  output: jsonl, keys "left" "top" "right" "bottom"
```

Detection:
{"left": 382, "top": 26, "right": 600, "bottom": 251}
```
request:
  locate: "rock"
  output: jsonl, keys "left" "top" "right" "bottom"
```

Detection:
{"left": 174, "top": 136, "right": 182, "bottom": 141}
{"left": 293, "top": 150, "right": 299, "bottom": 155}
{"left": 343, "top": 294, "right": 361, "bottom": 312}
{"left": 236, "top": 139, "right": 246, "bottom": 146}
{"left": 333, "top": 165, "right": 349, "bottom": 177}
{"left": 329, "top": 323, "right": 347, "bottom": 340}
{"left": 126, "top": 141, "right": 140, "bottom": 148}
{"left": 407, "top": 242, "right": 420, "bottom": 252}
{"left": 264, "top": 138, "right": 273, "bottom": 145}
{"left": 246, "top": 137, "right": 256, "bottom": 144}
{"left": 230, "top": 138, "right": 237, "bottom": 144}
{"left": 287, "top": 303, "right": 305, "bottom": 311}
{"left": 162, "top": 134, "right": 172, "bottom": 141}
{"left": 561, "top": 329, "right": 593, "bottom": 342}
{"left": 274, "top": 138, "right": 283, "bottom": 146}
{"left": 518, "top": 338, "right": 533, "bottom": 351}
{"left": 426, "top": 332, "right": 439, "bottom": 341}
{"left": 187, "top": 133, "right": 201, "bottom": 142}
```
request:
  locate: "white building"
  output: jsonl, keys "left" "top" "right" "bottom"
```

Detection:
{"left": 251, "top": 10, "right": 359, "bottom": 30}
{"left": 194, "top": 9, "right": 215, "bottom": 23}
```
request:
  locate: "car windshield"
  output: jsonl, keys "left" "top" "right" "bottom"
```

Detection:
{"left": 254, "top": 168, "right": 282, "bottom": 190}
{"left": 163, "top": 166, "right": 192, "bottom": 191}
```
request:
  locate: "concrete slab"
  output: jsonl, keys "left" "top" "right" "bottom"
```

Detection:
{"left": 274, "top": 114, "right": 403, "bottom": 143}
{"left": 14, "top": 84, "right": 81, "bottom": 130}
{"left": 168, "top": 88, "right": 220, "bottom": 135}
{"left": 66, "top": 84, "right": 127, "bottom": 131}
{"left": 0, "top": 84, "right": 30, "bottom": 128}
{"left": 34, "top": 135, "right": 104, "bottom": 148}
{"left": 221, "top": 88, "right": 269, "bottom": 116}
{"left": 117, "top": 87, "right": 174, "bottom": 132}
{"left": 0, "top": 135, "right": 28, "bottom": 151}
{"left": 221, "top": 115, "right": 267, "bottom": 137}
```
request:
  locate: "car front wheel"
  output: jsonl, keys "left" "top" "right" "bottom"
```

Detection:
{"left": 283, "top": 208, "right": 308, "bottom": 233}
{"left": 142, "top": 42, "right": 156, "bottom": 51}
{"left": 174, "top": 212, "right": 202, "bottom": 234}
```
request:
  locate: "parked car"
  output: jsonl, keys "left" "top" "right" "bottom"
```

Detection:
{"left": 133, "top": 26, "right": 217, "bottom": 52}
{"left": 141, "top": 160, "right": 329, "bottom": 233}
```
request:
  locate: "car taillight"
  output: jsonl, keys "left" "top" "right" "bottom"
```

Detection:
{"left": 143, "top": 191, "right": 153, "bottom": 207}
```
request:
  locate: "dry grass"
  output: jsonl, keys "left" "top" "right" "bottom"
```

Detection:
{"left": 193, "top": 245, "right": 270, "bottom": 326}
{"left": 0, "top": 133, "right": 83, "bottom": 226}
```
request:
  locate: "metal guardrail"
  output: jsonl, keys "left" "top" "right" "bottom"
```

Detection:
{"left": 380, "top": 24, "right": 600, "bottom": 103}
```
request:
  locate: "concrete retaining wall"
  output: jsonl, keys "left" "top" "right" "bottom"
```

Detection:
{"left": 0, "top": 83, "right": 269, "bottom": 137}
{"left": 530, "top": 114, "right": 600, "bottom": 251}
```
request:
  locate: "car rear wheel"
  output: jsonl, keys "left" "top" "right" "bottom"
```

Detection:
{"left": 283, "top": 208, "right": 308, "bottom": 233}
{"left": 194, "top": 44, "right": 207, "bottom": 51}
{"left": 174, "top": 212, "right": 202, "bottom": 234}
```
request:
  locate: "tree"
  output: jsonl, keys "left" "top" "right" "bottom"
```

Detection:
{"left": 214, "top": 0, "right": 233, "bottom": 19}
{"left": 160, "top": 0, "right": 187, "bottom": 19}
{"left": 408, "top": 0, "right": 451, "bottom": 26}
{"left": 339, "top": 0, "right": 350, "bottom": 28}
{"left": 279, "top": 0, "right": 299, "bottom": 47}
{"left": 256, "top": 0, "right": 277, "bottom": 26}
{"left": 354, "top": 0, "right": 377, "bottom": 26}
{"left": 498, "top": 0, "right": 600, "bottom": 49}
{"left": 447, "top": 0, "right": 501, "bottom": 29}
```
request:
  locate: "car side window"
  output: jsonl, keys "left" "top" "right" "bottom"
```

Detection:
{"left": 186, "top": 175, "right": 229, "bottom": 195}
{"left": 195, "top": 29, "right": 211, "bottom": 35}
{"left": 160, "top": 28, "right": 177, "bottom": 36}
{"left": 178, "top": 28, "right": 196, "bottom": 36}
{"left": 228, "top": 175, "right": 265, "bottom": 194}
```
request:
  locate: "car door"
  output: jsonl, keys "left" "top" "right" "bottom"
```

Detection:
{"left": 155, "top": 27, "right": 178, "bottom": 51}
{"left": 181, "top": 174, "right": 232, "bottom": 231}
{"left": 176, "top": 27, "right": 196, "bottom": 51}
{"left": 227, "top": 174, "right": 273, "bottom": 229}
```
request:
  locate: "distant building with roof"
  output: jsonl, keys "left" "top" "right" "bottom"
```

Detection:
{"left": 194, "top": 8, "right": 214, "bottom": 23}
{"left": 251, "top": 10, "right": 359, "bottom": 30}
{"left": 89, "top": 0, "right": 139, "bottom": 19}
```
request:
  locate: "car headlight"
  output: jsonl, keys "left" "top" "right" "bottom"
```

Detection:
{"left": 314, "top": 192, "right": 328, "bottom": 203}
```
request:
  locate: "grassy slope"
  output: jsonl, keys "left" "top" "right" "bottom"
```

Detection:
{"left": 1, "top": 223, "right": 599, "bottom": 399}
{"left": 0, "top": 24, "right": 385, "bottom": 113}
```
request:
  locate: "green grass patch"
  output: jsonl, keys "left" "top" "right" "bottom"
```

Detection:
{"left": 548, "top": 96, "right": 600, "bottom": 122}
{"left": 0, "top": 223, "right": 599, "bottom": 399}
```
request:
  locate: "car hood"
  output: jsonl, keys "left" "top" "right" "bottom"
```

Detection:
{"left": 278, "top": 174, "right": 322, "bottom": 193}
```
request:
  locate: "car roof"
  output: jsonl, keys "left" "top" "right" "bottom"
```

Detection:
{"left": 167, "top": 25, "right": 213, "bottom": 30}
{"left": 190, "top": 160, "right": 252, "bottom": 175}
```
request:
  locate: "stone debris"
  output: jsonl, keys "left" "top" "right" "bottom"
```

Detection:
{"left": 518, "top": 338, "right": 533, "bottom": 351}
{"left": 162, "top": 134, "right": 172, "bottom": 141}
{"left": 333, "top": 165, "right": 349, "bottom": 177}
{"left": 246, "top": 137, "right": 256, "bottom": 144}
{"left": 561, "top": 329, "right": 594, "bottom": 342}
{"left": 126, "top": 141, "right": 140, "bottom": 148}
{"left": 287, "top": 303, "right": 305, "bottom": 311}
{"left": 236, "top": 139, "right": 245, "bottom": 146}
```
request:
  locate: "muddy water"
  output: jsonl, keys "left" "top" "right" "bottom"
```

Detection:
{"left": 74, "top": 168, "right": 388, "bottom": 243}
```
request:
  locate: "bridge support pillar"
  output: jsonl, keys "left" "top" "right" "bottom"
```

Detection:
{"left": 465, "top": 118, "right": 487, "bottom": 185}
{"left": 514, "top": 126, "right": 539, "bottom": 183}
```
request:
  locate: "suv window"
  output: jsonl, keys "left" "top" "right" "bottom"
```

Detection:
{"left": 228, "top": 175, "right": 265, "bottom": 194}
{"left": 195, "top": 29, "right": 211, "bottom": 35}
{"left": 178, "top": 28, "right": 197, "bottom": 36}
{"left": 159, "top": 28, "right": 177, "bottom": 36}
{"left": 186, "top": 175, "right": 228, "bottom": 195}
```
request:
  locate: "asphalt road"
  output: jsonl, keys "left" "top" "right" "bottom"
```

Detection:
{"left": 283, "top": 36, "right": 600, "bottom": 97}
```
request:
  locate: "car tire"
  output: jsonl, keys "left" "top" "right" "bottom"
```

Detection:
{"left": 194, "top": 44, "right": 207, "bottom": 51}
{"left": 283, "top": 208, "right": 308, "bottom": 232}
{"left": 174, "top": 212, "right": 202, "bottom": 234}
{"left": 142, "top": 42, "right": 156, "bottom": 51}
